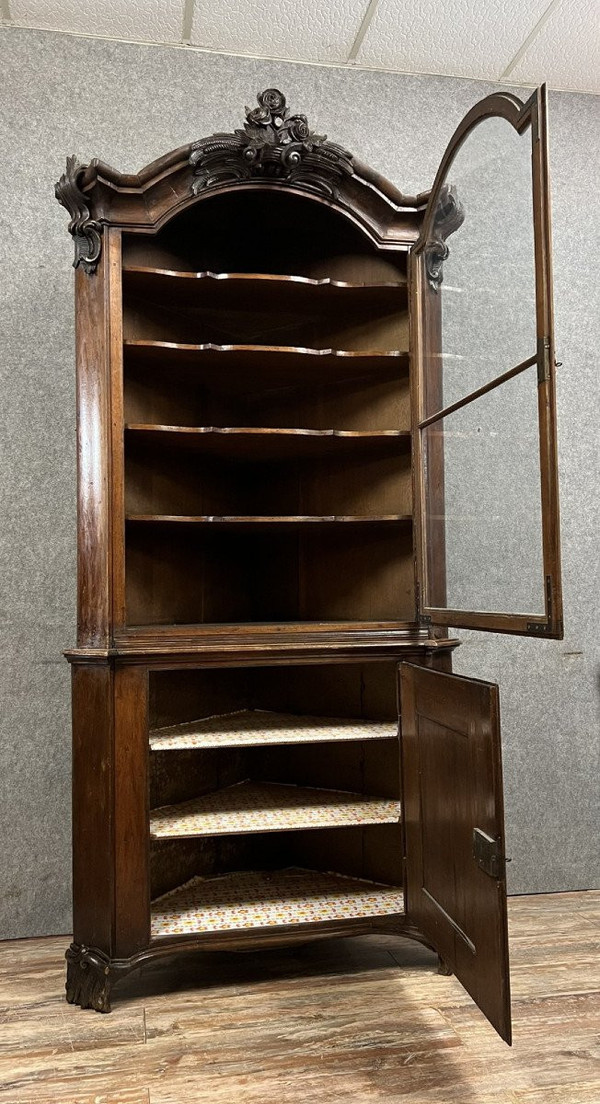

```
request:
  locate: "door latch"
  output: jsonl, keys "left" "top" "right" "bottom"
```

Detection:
{"left": 473, "top": 828, "right": 504, "bottom": 878}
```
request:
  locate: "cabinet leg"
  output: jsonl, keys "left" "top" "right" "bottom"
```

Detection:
{"left": 437, "top": 955, "right": 453, "bottom": 977}
{"left": 65, "top": 943, "right": 113, "bottom": 1012}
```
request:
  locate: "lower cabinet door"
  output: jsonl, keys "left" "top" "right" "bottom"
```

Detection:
{"left": 399, "top": 663, "right": 512, "bottom": 1044}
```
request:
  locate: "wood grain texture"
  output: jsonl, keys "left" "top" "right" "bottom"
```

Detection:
{"left": 71, "top": 663, "right": 114, "bottom": 954}
{"left": 73, "top": 248, "right": 111, "bottom": 647}
{"left": 400, "top": 664, "right": 511, "bottom": 1042}
{"left": 113, "top": 665, "right": 150, "bottom": 956}
{"left": 0, "top": 892, "right": 599, "bottom": 1103}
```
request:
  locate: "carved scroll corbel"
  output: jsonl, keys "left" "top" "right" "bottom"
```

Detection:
{"left": 190, "top": 88, "right": 355, "bottom": 200}
{"left": 55, "top": 156, "right": 103, "bottom": 274}
{"left": 424, "top": 183, "right": 465, "bottom": 292}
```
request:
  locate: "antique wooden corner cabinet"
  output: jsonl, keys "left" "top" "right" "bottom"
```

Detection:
{"left": 55, "top": 85, "right": 562, "bottom": 1043}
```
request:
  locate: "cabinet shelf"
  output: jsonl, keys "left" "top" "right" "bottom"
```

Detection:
{"left": 126, "top": 514, "right": 411, "bottom": 526}
{"left": 151, "top": 867, "right": 405, "bottom": 938}
{"left": 150, "top": 709, "right": 398, "bottom": 750}
{"left": 149, "top": 780, "right": 402, "bottom": 839}
{"left": 125, "top": 425, "right": 410, "bottom": 459}
{"left": 123, "top": 341, "right": 409, "bottom": 395}
{"left": 123, "top": 265, "right": 407, "bottom": 308}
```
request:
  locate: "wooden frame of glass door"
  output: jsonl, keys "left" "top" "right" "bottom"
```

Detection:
{"left": 411, "top": 86, "right": 563, "bottom": 638}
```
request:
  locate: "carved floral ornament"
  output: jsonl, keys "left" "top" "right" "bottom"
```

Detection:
{"left": 54, "top": 155, "right": 103, "bottom": 275}
{"left": 189, "top": 88, "right": 355, "bottom": 199}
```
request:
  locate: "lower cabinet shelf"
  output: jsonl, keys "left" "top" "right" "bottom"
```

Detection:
{"left": 150, "top": 709, "right": 398, "bottom": 749}
{"left": 151, "top": 867, "right": 405, "bottom": 938}
{"left": 149, "top": 780, "right": 402, "bottom": 839}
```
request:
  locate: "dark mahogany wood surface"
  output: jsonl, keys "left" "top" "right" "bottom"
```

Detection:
{"left": 57, "top": 87, "right": 565, "bottom": 1045}
{"left": 400, "top": 663, "right": 511, "bottom": 1043}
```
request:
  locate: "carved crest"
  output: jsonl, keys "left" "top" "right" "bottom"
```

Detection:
{"left": 424, "top": 184, "right": 465, "bottom": 291}
{"left": 55, "top": 156, "right": 103, "bottom": 274}
{"left": 190, "top": 89, "right": 354, "bottom": 200}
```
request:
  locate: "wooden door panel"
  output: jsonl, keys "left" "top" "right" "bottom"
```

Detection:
{"left": 400, "top": 663, "right": 511, "bottom": 1043}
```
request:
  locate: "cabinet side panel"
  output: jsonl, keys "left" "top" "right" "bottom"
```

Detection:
{"left": 113, "top": 664, "right": 150, "bottom": 956}
{"left": 74, "top": 250, "right": 111, "bottom": 647}
{"left": 71, "top": 663, "right": 114, "bottom": 952}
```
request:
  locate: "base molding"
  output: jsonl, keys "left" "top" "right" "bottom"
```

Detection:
{"left": 65, "top": 922, "right": 441, "bottom": 1012}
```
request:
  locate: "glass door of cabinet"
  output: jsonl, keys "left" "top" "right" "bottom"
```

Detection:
{"left": 411, "top": 86, "right": 562, "bottom": 637}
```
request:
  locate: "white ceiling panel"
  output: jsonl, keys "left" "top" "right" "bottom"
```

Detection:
{"left": 9, "top": 0, "right": 185, "bottom": 43}
{"left": 356, "top": 0, "right": 553, "bottom": 80}
{"left": 507, "top": 0, "right": 600, "bottom": 93}
{"left": 190, "top": 0, "right": 369, "bottom": 63}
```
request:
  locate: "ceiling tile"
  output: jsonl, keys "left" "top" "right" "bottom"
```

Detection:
{"left": 507, "top": 0, "right": 600, "bottom": 93}
{"left": 190, "top": 0, "right": 370, "bottom": 63}
{"left": 9, "top": 0, "right": 184, "bottom": 43}
{"left": 356, "top": 0, "right": 552, "bottom": 80}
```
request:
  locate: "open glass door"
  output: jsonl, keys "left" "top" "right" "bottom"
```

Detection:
{"left": 411, "top": 86, "right": 562, "bottom": 636}
{"left": 400, "top": 663, "right": 511, "bottom": 1043}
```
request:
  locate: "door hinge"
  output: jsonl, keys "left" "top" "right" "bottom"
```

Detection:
{"left": 473, "top": 828, "right": 504, "bottom": 879}
{"left": 537, "top": 336, "right": 551, "bottom": 383}
{"left": 416, "top": 582, "right": 432, "bottom": 625}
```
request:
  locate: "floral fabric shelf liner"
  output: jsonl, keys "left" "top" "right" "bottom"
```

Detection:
{"left": 150, "top": 780, "right": 401, "bottom": 839}
{"left": 150, "top": 709, "right": 397, "bottom": 750}
{"left": 151, "top": 867, "right": 405, "bottom": 937}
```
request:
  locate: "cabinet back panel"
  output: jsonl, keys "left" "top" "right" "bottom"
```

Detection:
{"left": 150, "top": 835, "right": 286, "bottom": 900}
{"left": 122, "top": 296, "right": 408, "bottom": 353}
{"left": 249, "top": 374, "right": 411, "bottom": 432}
{"left": 126, "top": 525, "right": 414, "bottom": 625}
{"left": 124, "top": 361, "right": 410, "bottom": 432}
{"left": 125, "top": 448, "right": 412, "bottom": 517}
{"left": 299, "top": 525, "right": 414, "bottom": 622}
{"left": 149, "top": 668, "right": 252, "bottom": 730}
{"left": 250, "top": 661, "right": 399, "bottom": 721}
{"left": 149, "top": 662, "right": 400, "bottom": 730}
{"left": 150, "top": 740, "right": 399, "bottom": 809}
{"left": 257, "top": 740, "right": 400, "bottom": 799}
{"left": 287, "top": 824, "right": 404, "bottom": 885}
{"left": 150, "top": 825, "right": 403, "bottom": 901}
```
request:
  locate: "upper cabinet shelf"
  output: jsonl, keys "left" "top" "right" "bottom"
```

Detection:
{"left": 122, "top": 266, "right": 409, "bottom": 350}
{"left": 123, "top": 342, "right": 409, "bottom": 395}
{"left": 126, "top": 514, "right": 411, "bottom": 526}
{"left": 123, "top": 265, "right": 407, "bottom": 309}
{"left": 125, "top": 424, "right": 410, "bottom": 460}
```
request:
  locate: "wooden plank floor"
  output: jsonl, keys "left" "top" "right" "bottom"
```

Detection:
{"left": 0, "top": 891, "right": 599, "bottom": 1103}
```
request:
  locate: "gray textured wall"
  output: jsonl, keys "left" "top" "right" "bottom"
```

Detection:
{"left": 1, "top": 27, "right": 598, "bottom": 940}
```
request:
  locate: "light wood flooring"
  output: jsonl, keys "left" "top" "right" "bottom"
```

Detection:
{"left": 1, "top": 890, "right": 599, "bottom": 1103}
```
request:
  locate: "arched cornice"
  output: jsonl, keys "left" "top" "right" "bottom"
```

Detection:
{"left": 55, "top": 89, "right": 430, "bottom": 272}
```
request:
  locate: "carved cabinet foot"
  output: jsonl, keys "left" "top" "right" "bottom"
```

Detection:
{"left": 437, "top": 955, "right": 453, "bottom": 977}
{"left": 65, "top": 943, "right": 113, "bottom": 1012}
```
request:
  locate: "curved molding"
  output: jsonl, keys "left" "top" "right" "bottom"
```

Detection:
{"left": 414, "top": 90, "right": 535, "bottom": 276}
{"left": 57, "top": 92, "right": 431, "bottom": 251}
{"left": 64, "top": 917, "right": 439, "bottom": 1010}
{"left": 54, "top": 156, "right": 103, "bottom": 274}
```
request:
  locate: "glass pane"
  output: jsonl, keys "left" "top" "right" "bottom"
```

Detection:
{"left": 422, "top": 364, "right": 544, "bottom": 615}
{"left": 429, "top": 116, "right": 536, "bottom": 414}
